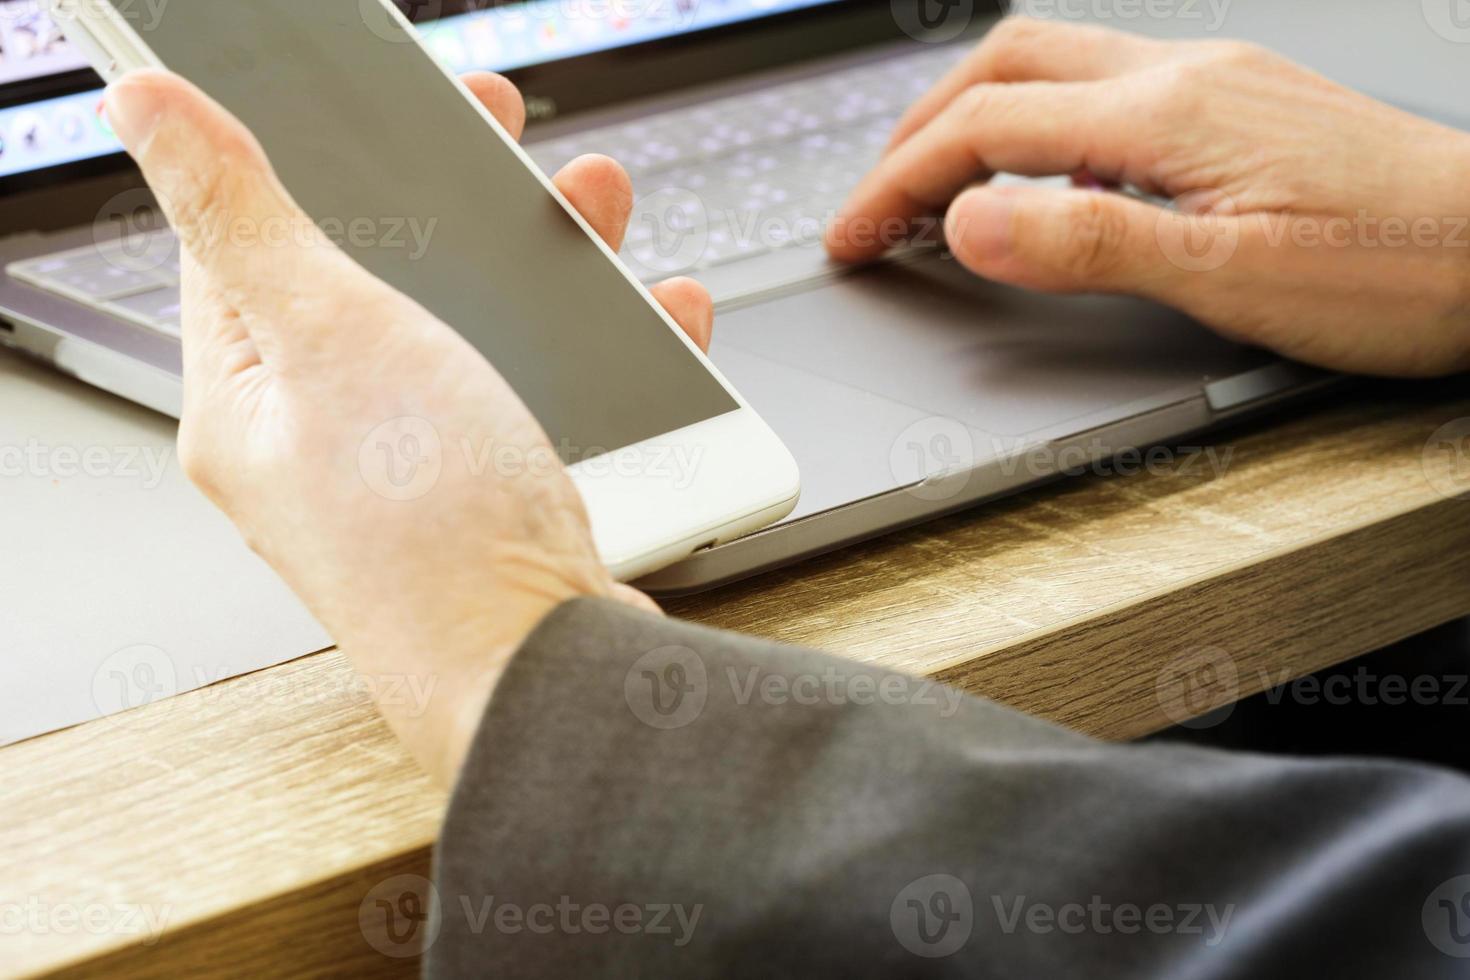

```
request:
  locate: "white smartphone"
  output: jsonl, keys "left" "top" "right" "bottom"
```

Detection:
{"left": 49, "top": 0, "right": 799, "bottom": 581}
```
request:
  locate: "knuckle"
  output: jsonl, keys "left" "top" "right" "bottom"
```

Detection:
{"left": 175, "top": 415, "right": 219, "bottom": 496}
{"left": 1154, "top": 62, "right": 1212, "bottom": 121}
{"left": 986, "top": 15, "right": 1050, "bottom": 54}
{"left": 1203, "top": 39, "right": 1271, "bottom": 68}
{"left": 984, "top": 34, "right": 1040, "bottom": 79}
{"left": 954, "top": 83, "right": 1004, "bottom": 124}
{"left": 984, "top": 17, "right": 1120, "bottom": 77}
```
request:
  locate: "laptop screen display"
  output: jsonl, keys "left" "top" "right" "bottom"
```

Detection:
{"left": 0, "top": 0, "right": 843, "bottom": 180}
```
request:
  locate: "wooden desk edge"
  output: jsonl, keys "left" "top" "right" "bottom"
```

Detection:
{"left": 10, "top": 388, "right": 1470, "bottom": 977}
{"left": 40, "top": 495, "right": 1470, "bottom": 979}
{"left": 932, "top": 494, "right": 1470, "bottom": 738}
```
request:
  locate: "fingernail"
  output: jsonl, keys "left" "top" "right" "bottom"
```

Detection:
{"left": 104, "top": 74, "right": 165, "bottom": 154}
{"left": 947, "top": 188, "right": 1015, "bottom": 262}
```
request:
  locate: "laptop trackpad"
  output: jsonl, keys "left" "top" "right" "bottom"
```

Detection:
{"left": 714, "top": 254, "right": 1271, "bottom": 440}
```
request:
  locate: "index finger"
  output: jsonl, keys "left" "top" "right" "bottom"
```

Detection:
{"left": 828, "top": 79, "right": 1124, "bottom": 263}
{"left": 885, "top": 18, "right": 1165, "bottom": 153}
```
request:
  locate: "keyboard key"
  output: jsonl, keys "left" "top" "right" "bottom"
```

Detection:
{"left": 13, "top": 248, "right": 169, "bottom": 301}
{"left": 106, "top": 286, "right": 183, "bottom": 336}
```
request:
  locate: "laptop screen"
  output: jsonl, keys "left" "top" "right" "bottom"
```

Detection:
{"left": 0, "top": 0, "right": 843, "bottom": 181}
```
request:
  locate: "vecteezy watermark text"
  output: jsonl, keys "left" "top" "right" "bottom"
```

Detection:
{"left": 626, "top": 188, "right": 953, "bottom": 278}
{"left": 889, "top": 874, "right": 1234, "bottom": 959}
{"left": 456, "top": 896, "right": 701, "bottom": 946}
{"left": 48, "top": 0, "right": 170, "bottom": 33}
{"left": 889, "top": 415, "right": 1237, "bottom": 502}
{"left": 358, "top": 875, "right": 702, "bottom": 959}
{"left": 185, "top": 213, "right": 440, "bottom": 261}
{"left": 360, "top": 0, "right": 700, "bottom": 45}
{"left": 1258, "top": 666, "right": 1469, "bottom": 709}
{"left": 0, "top": 439, "right": 171, "bottom": 488}
{"left": 93, "top": 188, "right": 439, "bottom": 274}
{"left": 1155, "top": 193, "right": 1470, "bottom": 274}
{"left": 1009, "top": 0, "right": 1231, "bottom": 31}
{"left": 359, "top": 416, "right": 706, "bottom": 502}
{"left": 624, "top": 646, "right": 964, "bottom": 730}
{"left": 1156, "top": 645, "right": 1470, "bottom": 731}
{"left": 989, "top": 894, "right": 1234, "bottom": 946}
{"left": 727, "top": 664, "right": 964, "bottom": 717}
{"left": 0, "top": 898, "right": 172, "bottom": 946}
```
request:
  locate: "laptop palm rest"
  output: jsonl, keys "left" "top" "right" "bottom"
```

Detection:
{"left": 708, "top": 253, "right": 1275, "bottom": 522}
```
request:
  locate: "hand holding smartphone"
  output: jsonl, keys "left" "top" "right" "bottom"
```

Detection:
{"left": 51, "top": 0, "right": 799, "bottom": 580}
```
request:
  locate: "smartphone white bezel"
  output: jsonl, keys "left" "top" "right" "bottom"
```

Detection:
{"left": 49, "top": 0, "right": 800, "bottom": 581}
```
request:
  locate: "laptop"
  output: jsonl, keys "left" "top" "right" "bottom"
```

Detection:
{"left": 0, "top": 0, "right": 1329, "bottom": 595}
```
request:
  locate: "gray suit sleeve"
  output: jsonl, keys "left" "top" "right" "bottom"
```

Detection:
{"left": 425, "top": 598, "right": 1470, "bottom": 978}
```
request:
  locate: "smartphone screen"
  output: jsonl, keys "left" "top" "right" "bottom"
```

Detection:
{"left": 110, "top": 0, "right": 738, "bottom": 462}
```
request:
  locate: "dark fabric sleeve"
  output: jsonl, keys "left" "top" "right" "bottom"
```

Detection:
{"left": 425, "top": 597, "right": 1470, "bottom": 979}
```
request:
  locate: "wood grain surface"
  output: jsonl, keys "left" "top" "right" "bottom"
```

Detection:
{"left": 4, "top": 381, "right": 1468, "bottom": 978}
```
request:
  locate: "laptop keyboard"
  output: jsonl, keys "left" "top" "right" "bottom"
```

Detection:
{"left": 7, "top": 43, "right": 965, "bottom": 337}
{"left": 9, "top": 238, "right": 183, "bottom": 336}
{"left": 527, "top": 43, "right": 966, "bottom": 279}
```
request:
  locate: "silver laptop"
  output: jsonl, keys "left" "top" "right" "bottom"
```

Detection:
{"left": 0, "top": 0, "right": 1329, "bottom": 595}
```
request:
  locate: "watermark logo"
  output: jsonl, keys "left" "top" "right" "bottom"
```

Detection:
{"left": 185, "top": 665, "right": 442, "bottom": 716}
{"left": 359, "top": 416, "right": 443, "bottom": 502}
{"left": 1422, "top": 418, "right": 1470, "bottom": 502}
{"left": 1157, "top": 196, "right": 1469, "bottom": 273}
{"left": 626, "top": 187, "right": 711, "bottom": 277}
{"left": 995, "top": 439, "right": 1235, "bottom": 483}
{"left": 459, "top": 895, "right": 701, "bottom": 944}
{"left": 728, "top": 666, "right": 964, "bottom": 716}
{"left": 990, "top": 894, "right": 1233, "bottom": 945}
{"left": 50, "top": 0, "right": 170, "bottom": 35}
{"left": 624, "top": 645, "right": 708, "bottom": 729}
{"left": 362, "top": 878, "right": 704, "bottom": 954}
{"left": 891, "top": 874, "right": 973, "bottom": 957}
{"left": 360, "top": 0, "right": 453, "bottom": 42}
{"left": 360, "top": 874, "right": 441, "bottom": 958}
{"left": 1008, "top": 0, "right": 1232, "bottom": 32}
{"left": 892, "top": 0, "right": 976, "bottom": 42}
{"left": 624, "top": 651, "right": 962, "bottom": 729}
{"left": 890, "top": 415, "right": 976, "bottom": 501}
{"left": 91, "top": 644, "right": 179, "bottom": 731}
{"left": 1155, "top": 646, "right": 1238, "bottom": 729}
{"left": 94, "top": 188, "right": 175, "bottom": 276}
{"left": 1424, "top": 875, "right": 1470, "bottom": 958}
{"left": 1253, "top": 211, "right": 1470, "bottom": 252}
{"left": 624, "top": 193, "right": 951, "bottom": 278}
{"left": 1156, "top": 190, "right": 1239, "bottom": 273}
{"left": 505, "top": 0, "right": 702, "bottom": 30}
{"left": 1422, "top": 0, "right": 1470, "bottom": 42}
{"left": 1258, "top": 665, "right": 1468, "bottom": 709}
{"left": 357, "top": 422, "right": 705, "bottom": 500}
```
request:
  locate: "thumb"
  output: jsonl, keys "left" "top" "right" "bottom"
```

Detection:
{"left": 105, "top": 69, "right": 349, "bottom": 356}
{"left": 943, "top": 184, "right": 1241, "bottom": 303}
